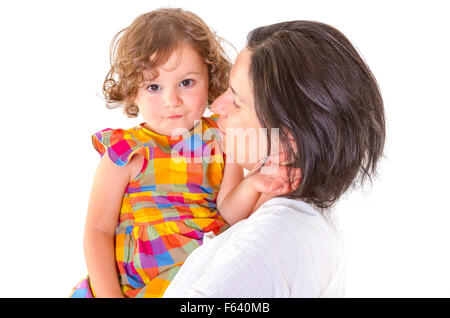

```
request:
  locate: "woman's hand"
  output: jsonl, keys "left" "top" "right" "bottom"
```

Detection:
{"left": 248, "top": 152, "right": 301, "bottom": 195}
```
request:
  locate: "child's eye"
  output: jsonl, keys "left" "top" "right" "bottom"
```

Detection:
{"left": 180, "top": 79, "right": 195, "bottom": 87}
{"left": 147, "top": 84, "right": 161, "bottom": 92}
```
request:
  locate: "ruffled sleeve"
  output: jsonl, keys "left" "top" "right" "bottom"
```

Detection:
{"left": 203, "top": 114, "right": 220, "bottom": 128}
{"left": 92, "top": 128, "right": 146, "bottom": 167}
{"left": 200, "top": 116, "right": 226, "bottom": 169}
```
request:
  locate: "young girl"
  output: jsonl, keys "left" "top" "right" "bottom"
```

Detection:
{"left": 69, "top": 8, "right": 247, "bottom": 298}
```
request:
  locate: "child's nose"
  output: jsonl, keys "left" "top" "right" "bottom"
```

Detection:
{"left": 163, "top": 89, "right": 182, "bottom": 108}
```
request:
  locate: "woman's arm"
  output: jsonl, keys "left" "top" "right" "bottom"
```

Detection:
{"left": 83, "top": 153, "right": 135, "bottom": 298}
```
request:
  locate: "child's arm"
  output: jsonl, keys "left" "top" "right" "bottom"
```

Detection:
{"left": 217, "top": 174, "right": 259, "bottom": 226}
{"left": 217, "top": 156, "right": 301, "bottom": 226}
{"left": 83, "top": 153, "right": 138, "bottom": 298}
{"left": 216, "top": 161, "right": 261, "bottom": 226}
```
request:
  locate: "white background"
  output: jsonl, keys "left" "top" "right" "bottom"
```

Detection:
{"left": 0, "top": 0, "right": 449, "bottom": 297}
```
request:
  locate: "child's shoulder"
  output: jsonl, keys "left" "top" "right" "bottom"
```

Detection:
{"left": 92, "top": 124, "right": 146, "bottom": 139}
{"left": 91, "top": 125, "right": 147, "bottom": 168}
{"left": 201, "top": 114, "right": 220, "bottom": 129}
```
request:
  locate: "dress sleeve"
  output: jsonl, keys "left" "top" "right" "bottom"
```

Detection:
{"left": 201, "top": 115, "right": 225, "bottom": 160}
{"left": 203, "top": 114, "right": 220, "bottom": 128}
{"left": 91, "top": 128, "right": 146, "bottom": 167}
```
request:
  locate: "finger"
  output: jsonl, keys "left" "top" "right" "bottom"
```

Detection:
{"left": 260, "top": 162, "right": 280, "bottom": 175}
{"left": 249, "top": 157, "right": 269, "bottom": 174}
{"left": 292, "top": 167, "right": 302, "bottom": 179}
{"left": 269, "top": 177, "right": 288, "bottom": 192}
{"left": 270, "top": 167, "right": 290, "bottom": 182}
{"left": 274, "top": 168, "right": 301, "bottom": 185}
{"left": 275, "top": 183, "right": 292, "bottom": 195}
{"left": 277, "top": 151, "right": 288, "bottom": 165}
{"left": 271, "top": 152, "right": 286, "bottom": 165}
{"left": 270, "top": 179, "right": 284, "bottom": 191}
{"left": 277, "top": 176, "right": 301, "bottom": 193}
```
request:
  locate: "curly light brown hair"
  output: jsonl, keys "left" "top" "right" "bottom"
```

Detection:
{"left": 103, "top": 8, "right": 232, "bottom": 117}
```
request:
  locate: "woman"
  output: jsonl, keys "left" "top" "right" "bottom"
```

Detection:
{"left": 163, "top": 20, "right": 385, "bottom": 297}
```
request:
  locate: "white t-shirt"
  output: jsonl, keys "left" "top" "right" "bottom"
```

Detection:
{"left": 163, "top": 197, "right": 345, "bottom": 298}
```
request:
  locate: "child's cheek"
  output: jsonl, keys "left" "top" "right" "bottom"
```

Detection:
{"left": 186, "top": 90, "right": 208, "bottom": 113}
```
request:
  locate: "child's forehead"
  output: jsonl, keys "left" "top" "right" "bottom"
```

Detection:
{"left": 141, "top": 44, "right": 206, "bottom": 80}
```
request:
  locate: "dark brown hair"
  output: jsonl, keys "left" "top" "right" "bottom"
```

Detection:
{"left": 103, "top": 8, "right": 231, "bottom": 117}
{"left": 247, "top": 21, "right": 386, "bottom": 210}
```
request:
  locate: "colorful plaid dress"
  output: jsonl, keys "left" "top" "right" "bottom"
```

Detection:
{"left": 70, "top": 117, "right": 228, "bottom": 298}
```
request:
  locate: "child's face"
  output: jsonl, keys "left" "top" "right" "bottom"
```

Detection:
{"left": 134, "top": 43, "right": 209, "bottom": 136}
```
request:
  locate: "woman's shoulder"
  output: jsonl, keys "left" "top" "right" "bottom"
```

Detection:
{"left": 227, "top": 197, "right": 344, "bottom": 296}
{"left": 227, "top": 197, "right": 343, "bottom": 257}
{"left": 236, "top": 198, "right": 320, "bottom": 232}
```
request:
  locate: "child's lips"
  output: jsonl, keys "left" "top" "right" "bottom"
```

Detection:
{"left": 168, "top": 115, "right": 183, "bottom": 119}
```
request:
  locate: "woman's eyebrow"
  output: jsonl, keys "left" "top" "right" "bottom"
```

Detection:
{"left": 230, "top": 85, "right": 238, "bottom": 97}
{"left": 230, "top": 85, "right": 245, "bottom": 105}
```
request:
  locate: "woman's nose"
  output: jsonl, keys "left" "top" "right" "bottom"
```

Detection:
{"left": 210, "top": 92, "right": 228, "bottom": 116}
